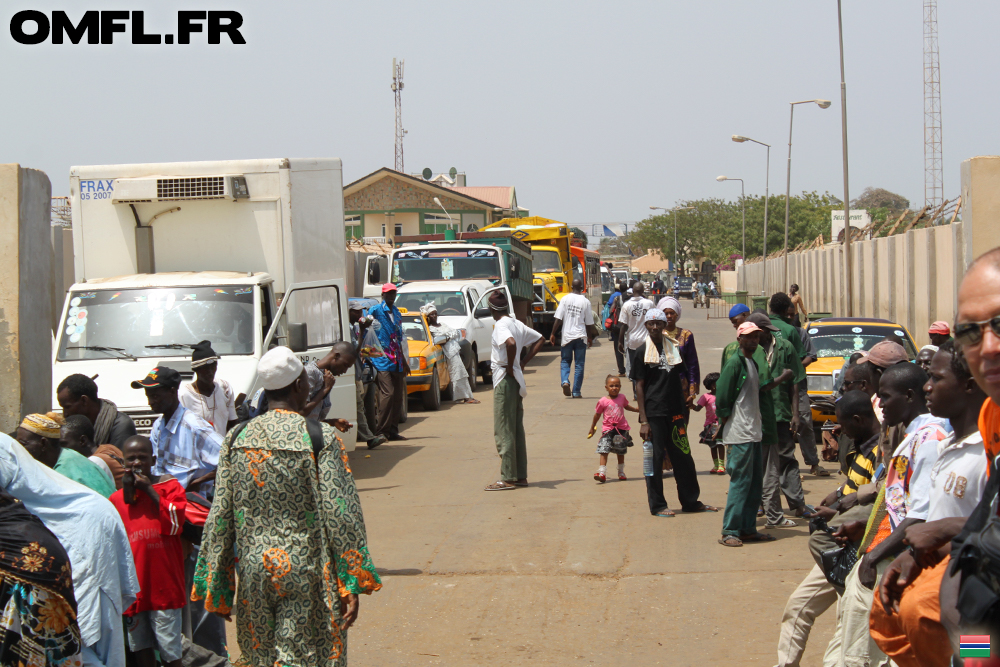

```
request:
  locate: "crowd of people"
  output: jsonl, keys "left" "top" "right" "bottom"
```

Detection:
{"left": 0, "top": 323, "right": 384, "bottom": 666}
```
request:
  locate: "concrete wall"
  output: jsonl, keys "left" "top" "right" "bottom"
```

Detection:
{"left": 738, "top": 222, "right": 960, "bottom": 348}
{"left": 739, "top": 156, "right": 1000, "bottom": 349}
{"left": 0, "top": 165, "right": 53, "bottom": 432}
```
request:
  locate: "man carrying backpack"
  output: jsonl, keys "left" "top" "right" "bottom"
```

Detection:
{"left": 606, "top": 282, "right": 627, "bottom": 375}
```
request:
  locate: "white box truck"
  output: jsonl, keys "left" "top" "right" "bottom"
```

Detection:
{"left": 55, "top": 158, "right": 359, "bottom": 449}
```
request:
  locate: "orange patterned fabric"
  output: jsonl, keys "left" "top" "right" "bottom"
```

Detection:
{"left": 869, "top": 556, "right": 952, "bottom": 667}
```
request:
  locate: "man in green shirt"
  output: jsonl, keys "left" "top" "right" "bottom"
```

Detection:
{"left": 716, "top": 321, "right": 790, "bottom": 546}
{"left": 768, "top": 292, "right": 805, "bottom": 359}
{"left": 747, "top": 313, "right": 810, "bottom": 528}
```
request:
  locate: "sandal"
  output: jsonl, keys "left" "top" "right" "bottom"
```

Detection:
{"left": 740, "top": 532, "right": 777, "bottom": 542}
{"left": 684, "top": 503, "right": 720, "bottom": 513}
{"left": 765, "top": 518, "right": 797, "bottom": 528}
{"left": 461, "top": 398, "right": 481, "bottom": 405}
{"left": 484, "top": 481, "right": 516, "bottom": 491}
{"left": 718, "top": 535, "right": 743, "bottom": 547}
{"left": 653, "top": 509, "right": 676, "bottom": 518}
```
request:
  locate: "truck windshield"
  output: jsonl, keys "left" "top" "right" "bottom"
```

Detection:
{"left": 396, "top": 291, "right": 467, "bottom": 316}
{"left": 393, "top": 249, "right": 501, "bottom": 282}
{"left": 531, "top": 249, "right": 562, "bottom": 273}
{"left": 56, "top": 286, "right": 255, "bottom": 361}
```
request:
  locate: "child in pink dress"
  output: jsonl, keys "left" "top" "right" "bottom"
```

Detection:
{"left": 588, "top": 375, "right": 640, "bottom": 483}
{"left": 691, "top": 372, "right": 724, "bottom": 473}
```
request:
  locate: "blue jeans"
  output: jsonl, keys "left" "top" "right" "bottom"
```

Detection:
{"left": 560, "top": 338, "right": 587, "bottom": 396}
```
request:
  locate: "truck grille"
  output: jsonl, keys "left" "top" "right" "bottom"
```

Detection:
{"left": 125, "top": 410, "right": 161, "bottom": 435}
{"left": 157, "top": 177, "right": 225, "bottom": 200}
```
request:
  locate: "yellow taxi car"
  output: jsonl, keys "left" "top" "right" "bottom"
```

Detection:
{"left": 805, "top": 318, "right": 918, "bottom": 427}
{"left": 400, "top": 310, "right": 452, "bottom": 412}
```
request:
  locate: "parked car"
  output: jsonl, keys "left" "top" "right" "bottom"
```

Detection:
{"left": 805, "top": 317, "right": 918, "bottom": 427}
{"left": 673, "top": 276, "right": 695, "bottom": 298}
{"left": 395, "top": 280, "right": 496, "bottom": 385}
{"left": 399, "top": 311, "right": 452, "bottom": 411}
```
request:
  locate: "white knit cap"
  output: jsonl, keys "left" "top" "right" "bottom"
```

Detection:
{"left": 258, "top": 346, "right": 304, "bottom": 390}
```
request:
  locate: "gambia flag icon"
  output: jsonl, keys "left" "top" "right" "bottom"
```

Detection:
{"left": 960, "top": 635, "right": 991, "bottom": 658}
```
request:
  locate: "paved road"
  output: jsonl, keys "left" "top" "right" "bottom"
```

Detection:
{"left": 229, "top": 309, "right": 841, "bottom": 666}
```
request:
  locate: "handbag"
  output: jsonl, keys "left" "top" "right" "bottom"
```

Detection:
{"left": 821, "top": 543, "right": 860, "bottom": 589}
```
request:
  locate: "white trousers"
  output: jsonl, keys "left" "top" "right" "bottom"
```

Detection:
{"left": 776, "top": 564, "right": 839, "bottom": 667}
{"left": 823, "top": 559, "right": 891, "bottom": 667}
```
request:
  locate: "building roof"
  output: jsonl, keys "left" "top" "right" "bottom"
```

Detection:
{"left": 451, "top": 186, "right": 516, "bottom": 210}
{"left": 344, "top": 168, "right": 499, "bottom": 211}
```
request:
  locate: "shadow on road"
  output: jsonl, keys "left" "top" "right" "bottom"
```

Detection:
{"left": 525, "top": 478, "right": 575, "bottom": 490}
{"left": 349, "top": 444, "right": 423, "bottom": 480}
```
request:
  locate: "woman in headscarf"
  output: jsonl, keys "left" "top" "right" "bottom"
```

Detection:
{"left": 421, "top": 303, "right": 480, "bottom": 404}
{"left": 0, "top": 433, "right": 139, "bottom": 667}
{"left": 655, "top": 296, "right": 701, "bottom": 405}
{"left": 17, "top": 414, "right": 115, "bottom": 499}
{"left": 0, "top": 487, "right": 83, "bottom": 667}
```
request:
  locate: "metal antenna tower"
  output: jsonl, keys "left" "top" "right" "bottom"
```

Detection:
{"left": 391, "top": 58, "right": 405, "bottom": 172}
{"left": 923, "top": 0, "right": 943, "bottom": 209}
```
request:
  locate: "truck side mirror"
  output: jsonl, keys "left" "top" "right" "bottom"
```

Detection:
{"left": 368, "top": 261, "right": 381, "bottom": 284}
{"left": 288, "top": 322, "right": 309, "bottom": 352}
{"left": 475, "top": 307, "right": 490, "bottom": 319}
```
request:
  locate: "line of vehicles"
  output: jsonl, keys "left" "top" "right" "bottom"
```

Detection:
{"left": 52, "top": 157, "right": 614, "bottom": 451}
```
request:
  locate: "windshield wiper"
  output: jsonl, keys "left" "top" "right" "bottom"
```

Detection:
{"left": 145, "top": 344, "right": 196, "bottom": 350}
{"left": 67, "top": 346, "right": 137, "bottom": 361}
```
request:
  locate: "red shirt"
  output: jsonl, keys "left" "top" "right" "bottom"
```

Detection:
{"left": 110, "top": 478, "right": 188, "bottom": 615}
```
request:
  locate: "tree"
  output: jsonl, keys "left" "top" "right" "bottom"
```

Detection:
{"left": 624, "top": 191, "right": 841, "bottom": 270}
{"left": 851, "top": 187, "right": 910, "bottom": 223}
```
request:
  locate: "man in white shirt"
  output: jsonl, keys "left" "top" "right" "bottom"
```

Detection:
{"left": 178, "top": 341, "right": 239, "bottom": 437}
{"left": 871, "top": 341, "right": 988, "bottom": 665}
{"left": 550, "top": 278, "right": 598, "bottom": 398}
{"left": 616, "top": 281, "right": 655, "bottom": 377}
{"left": 486, "top": 290, "right": 544, "bottom": 491}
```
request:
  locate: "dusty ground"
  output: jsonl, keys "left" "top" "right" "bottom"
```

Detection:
{"left": 228, "top": 309, "right": 839, "bottom": 666}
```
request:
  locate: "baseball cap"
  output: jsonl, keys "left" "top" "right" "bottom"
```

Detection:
{"left": 747, "top": 312, "right": 779, "bottom": 332}
{"left": 858, "top": 340, "right": 908, "bottom": 368}
{"left": 382, "top": 283, "right": 398, "bottom": 293}
{"left": 131, "top": 366, "right": 182, "bottom": 389}
{"left": 736, "top": 322, "right": 762, "bottom": 337}
{"left": 728, "top": 303, "right": 750, "bottom": 318}
{"left": 928, "top": 321, "right": 951, "bottom": 336}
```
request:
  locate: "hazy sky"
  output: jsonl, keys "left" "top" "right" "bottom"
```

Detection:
{"left": 4, "top": 1, "right": 998, "bottom": 226}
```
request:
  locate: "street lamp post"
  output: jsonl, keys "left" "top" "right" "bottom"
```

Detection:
{"left": 784, "top": 99, "right": 832, "bottom": 287}
{"left": 650, "top": 206, "right": 695, "bottom": 277}
{"left": 732, "top": 135, "right": 771, "bottom": 295}
{"left": 716, "top": 176, "right": 745, "bottom": 261}
{"left": 837, "top": 0, "right": 853, "bottom": 315}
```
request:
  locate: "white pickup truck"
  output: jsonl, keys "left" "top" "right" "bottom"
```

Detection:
{"left": 393, "top": 280, "right": 497, "bottom": 386}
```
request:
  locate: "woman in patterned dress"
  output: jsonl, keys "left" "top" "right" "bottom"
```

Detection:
{"left": 193, "top": 347, "right": 381, "bottom": 667}
{"left": 0, "top": 488, "right": 83, "bottom": 667}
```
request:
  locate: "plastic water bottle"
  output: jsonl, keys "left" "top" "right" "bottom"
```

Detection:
{"left": 643, "top": 440, "right": 654, "bottom": 477}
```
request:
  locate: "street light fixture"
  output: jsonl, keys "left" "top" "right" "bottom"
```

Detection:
{"left": 432, "top": 197, "right": 455, "bottom": 232}
{"left": 783, "top": 99, "right": 832, "bottom": 288}
{"left": 650, "top": 205, "right": 695, "bottom": 277}
{"left": 717, "top": 176, "right": 746, "bottom": 261}
{"left": 732, "top": 135, "right": 771, "bottom": 295}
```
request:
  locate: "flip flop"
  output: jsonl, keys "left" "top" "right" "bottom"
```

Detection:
{"left": 653, "top": 509, "right": 676, "bottom": 518}
{"left": 484, "top": 481, "right": 516, "bottom": 491}
{"left": 718, "top": 535, "right": 743, "bottom": 547}
{"left": 740, "top": 532, "right": 777, "bottom": 542}
{"left": 684, "top": 504, "right": 720, "bottom": 513}
{"left": 462, "top": 399, "right": 482, "bottom": 405}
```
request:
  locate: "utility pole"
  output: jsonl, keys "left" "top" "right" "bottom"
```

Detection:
{"left": 392, "top": 58, "right": 405, "bottom": 172}
{"left": 924, "top": 0, "right": 943, "bottom": 210}
{"left": 837, "top": 0, "right": 853, "bottom": 316}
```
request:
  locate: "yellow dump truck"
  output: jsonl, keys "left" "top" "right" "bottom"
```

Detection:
{"left": 481, "top": 216, "right": 601, "bottom": 339}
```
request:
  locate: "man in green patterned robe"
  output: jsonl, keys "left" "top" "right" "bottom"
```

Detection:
{"left": 193, "top": 347, "right": 381, "bottom": 666}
